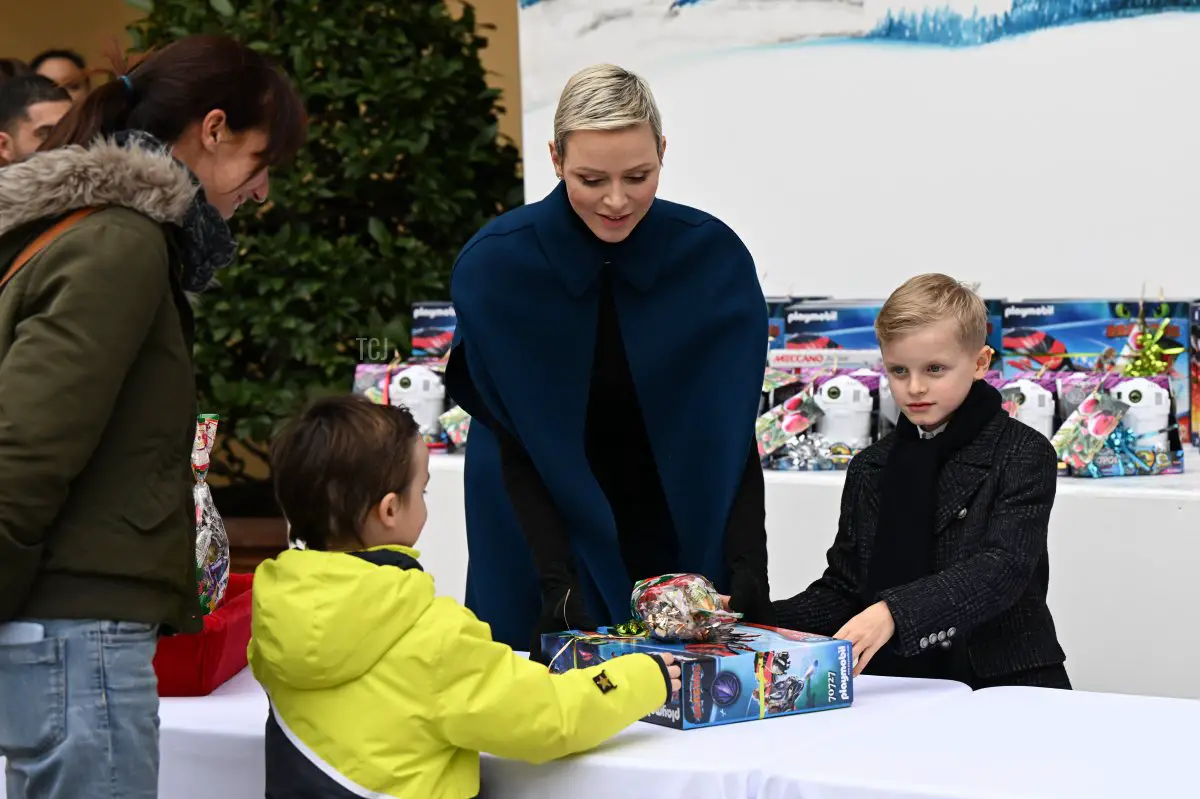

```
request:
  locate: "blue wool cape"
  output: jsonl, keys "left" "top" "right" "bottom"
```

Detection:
{"left": 448, "top": 182, "right": 766, "bottom": 649}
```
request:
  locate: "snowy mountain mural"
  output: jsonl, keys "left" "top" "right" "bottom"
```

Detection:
{"left": 517, "top": 0, "right": 1200, "bottom": 300}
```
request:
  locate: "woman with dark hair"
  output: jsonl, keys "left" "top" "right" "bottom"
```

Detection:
{"left": 0, "top": 34, "right": 306, "bottom": 799}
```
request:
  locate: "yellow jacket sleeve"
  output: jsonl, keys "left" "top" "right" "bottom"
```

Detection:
{"left": 433, "top": 602, "right": 668, "bottom": 763}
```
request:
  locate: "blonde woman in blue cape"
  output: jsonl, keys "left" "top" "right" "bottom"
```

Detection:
{"left": 446, "top": 64, "right": 774, "bottom": 658}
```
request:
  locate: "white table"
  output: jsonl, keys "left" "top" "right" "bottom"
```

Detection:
{"left": 480, "top": 675, "right": 971, "bottom": 799}
{"left": 157, "top": 667, "right": 269, "bottom": 799}
{"left": 2, "top": 668, "right": 965, "bottom": 799}
{"left": 425, "top": 455, "right": 1200, "bottom": 699}
{"left": 756, "top": 686, "right": 1200, "bottom": 799}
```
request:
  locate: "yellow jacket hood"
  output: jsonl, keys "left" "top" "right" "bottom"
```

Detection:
{"left": 249, "top": 546, "right": 433, "bottom": 690}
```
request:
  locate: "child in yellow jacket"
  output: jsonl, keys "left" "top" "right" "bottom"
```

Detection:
{"left": 248, "top": 394, "right": 679, "bottom": 799}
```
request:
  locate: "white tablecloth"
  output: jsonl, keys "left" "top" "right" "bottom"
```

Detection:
{"left": 6, "top": 673, "right": 1198, "bottom": 798}
{"left": 756, "top": 686, "right": 1200, "bottom": 799}
{"left": 424, "top": 455, "right": 1200, "bottom": 700}
{"left": 157, "top": 667, "right": 270, "bottom": 799}
{"left": 480, "top": 675, "right": 970, "bottom": 799}
{"left": 0, "top": 669, "right": 969, "bottom": 799}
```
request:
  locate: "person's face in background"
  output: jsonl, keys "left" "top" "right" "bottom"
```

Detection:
{"left": 35, "top": 57, "right": 90, "bottom": 103}
{"left": 0, "top": 98, "right": 71, "bottom": 165}
{"left": 550, "top": 123, "right": 664, "bottom": 244}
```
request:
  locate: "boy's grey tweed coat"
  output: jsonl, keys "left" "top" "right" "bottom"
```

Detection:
{"left": 773, "top": 413, "right": 1069, "bottom": 689}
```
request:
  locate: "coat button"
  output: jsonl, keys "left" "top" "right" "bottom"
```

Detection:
{"left": 941, "top": 640, "right": 951, "bottom": 649}
{"left": 920, "top": 636, "right": 929, "bottom": 649}
{"left": 956, "top": 507, "right": 967, "bottom": 519}
{"left": 937, "top": 631, "right": 946, "bottom": 642}
{"left": 948, "top": 627, "right": 957, "bottom": 637}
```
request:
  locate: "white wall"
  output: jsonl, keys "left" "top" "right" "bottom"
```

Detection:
{"left": 518, "top": 3, "right": 1200, "bottom": 300}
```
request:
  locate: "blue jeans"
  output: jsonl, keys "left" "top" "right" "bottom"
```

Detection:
{"left": 0, "top": 619, "right": 161, "bottom": 799}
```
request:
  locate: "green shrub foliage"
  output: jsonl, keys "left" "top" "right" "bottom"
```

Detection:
{"left": 125, "top": 0, "right": 522, "bottom": 482}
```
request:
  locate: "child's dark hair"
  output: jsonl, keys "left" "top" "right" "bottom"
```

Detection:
{"left": 41, "top": 34, "right": 306, "bottom": 168}
{"left": 271, "top": 395, "right": 422, "bottom": 551}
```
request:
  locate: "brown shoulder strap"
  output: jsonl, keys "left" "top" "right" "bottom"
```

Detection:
{"left": 0, "top": 207, "right": 102, "bottom": 293}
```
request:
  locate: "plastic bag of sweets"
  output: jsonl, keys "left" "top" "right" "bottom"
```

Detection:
{"left": 631, "top": 573, "right": 741, "bottom": 643}
{"left": 192, "top": 414, "right": 230, "bottom": 614}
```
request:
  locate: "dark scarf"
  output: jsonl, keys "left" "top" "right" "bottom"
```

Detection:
{"left": 863, "top": 379, "right": 1002, "bottom": 679}
{"left": 113, "top": 130, "right": 237, "bottom": 292}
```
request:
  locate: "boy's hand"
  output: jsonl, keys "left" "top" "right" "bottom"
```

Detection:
{"left": 653, "top": 653, "right": 682, "bottom": 695}
{"left": 833, "top": 601, "right": 895, "bottom": 676}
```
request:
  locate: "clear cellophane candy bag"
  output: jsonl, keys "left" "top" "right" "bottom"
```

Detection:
{"left": 631, "top": 573, "right": 741, "bottom": 642}
{"left": 193, "top": 414, "right": 230, "bottom": 614}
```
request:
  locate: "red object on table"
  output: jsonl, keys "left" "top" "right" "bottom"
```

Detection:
{"left": 153, "top": 571, "right": 255, "bottom": 697}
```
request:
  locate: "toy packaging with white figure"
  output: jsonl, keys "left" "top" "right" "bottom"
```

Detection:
{"left": 1050, "top": 373, "right": 1183, "bottom": 478}
{"left": 757, "top": 369, "right": 882, "bottom": 470}
{"left": 1000, "top": 299, "right": 1191, "bottom": 442}
{"left": 351, "top": 360, "right": 458, "bottom": 451}
{"left": 541, "top": 624, "right": 853, "bottom": 730}
{"left": 808, "top": 370, "right": 881, "bottom": 468}
{"left": 985, "top": 371, "right": 1059, "bottom": 441}
{"left": 410, "top": 301, "right": 457, "bottom": 361}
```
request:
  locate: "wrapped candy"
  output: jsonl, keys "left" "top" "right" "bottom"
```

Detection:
{"left": 438, "top": 405, "right": 471, "bottom": 447}
{"left": 756, "top": 392, "right": 824, "bottom": 457}
{"left": 766, "top": 432, "right": 836, "bottom": 471}
{"left": 631, "top": 573, "right": 741, "bottom": 642}
{"left": 1050, "top": 391, "right": 1128, "bottom": 471}
{"left": 192, "top": 414, "right": 230, "bottom": 615}
{"left": 1083, "top": 423, "right": 1157, "bottom": 478}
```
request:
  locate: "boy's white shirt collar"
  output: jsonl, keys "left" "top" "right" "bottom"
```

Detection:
{"left": 919, "top": 422, "right": 948, "bottom": 439}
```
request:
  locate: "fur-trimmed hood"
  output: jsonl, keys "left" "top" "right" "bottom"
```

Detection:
{"left": 0, "top": 138, "right": 197, "bottom": 239}
{"left": 0, "top": 133, "right": 237, "bottom": 292}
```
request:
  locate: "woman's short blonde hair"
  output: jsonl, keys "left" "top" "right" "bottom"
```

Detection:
{"left": 553, "top": 63, "right": 663, "bottom": 160}
{"left": 875, "top": 273, "right": 989, "bottom": 350}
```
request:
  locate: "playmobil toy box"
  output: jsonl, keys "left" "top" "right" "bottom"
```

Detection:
{"left": 1000, "top": 300, "right": 1190, "bottom": 442}
{"left": 984, "top": 299, "right": 1005, "bottom": 369}
{"left": 782, "top": 301, "right": 883, "bottom": 352}
{"left": 1191, "top": 302, "right": 1200, "bottom": 447}
{"left": 411, "top": 301, "right": 456, "bottom": 360}
{"left": 771, "top": 301, "right": 884, "bottom": 374}
{"left": 542, "top": 624, "right": 853, "bottom": 730}
{"left": 767, "top": 296, "right": 830, "bottom": 350}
